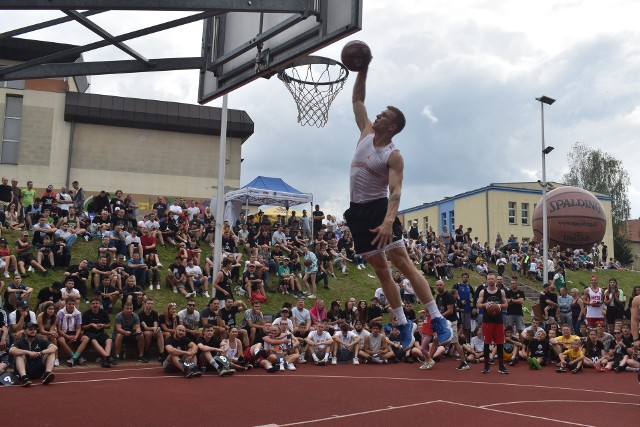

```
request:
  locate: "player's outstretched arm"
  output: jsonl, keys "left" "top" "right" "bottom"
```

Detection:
{"left": 352, "top": 69, "right": 373, "bottom": 137}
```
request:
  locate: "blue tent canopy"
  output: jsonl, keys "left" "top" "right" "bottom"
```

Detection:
{"left": 224, "top": 176, "right": 313, "bottom": 208}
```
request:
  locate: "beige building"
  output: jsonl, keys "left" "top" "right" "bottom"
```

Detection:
{"left": 398, "top": 182, "right": 614, "bottom": 255}
{"left": 621, "top": 219, "right": 640, "bottom": 270}
{"left": 1, "top": 38, "right": 253, "bottom": 211}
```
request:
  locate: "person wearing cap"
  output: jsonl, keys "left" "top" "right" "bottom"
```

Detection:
{"left": 278, "top": 257, "right": 301, "bottom": 296}
{"left": 273, "top": 307, "right": 295, "bottom": 332}
{"left": 243, "top": 262, "right": 266, "bottom": 303}
{"left": 9, "top": 320, "right": 57, "bottom": 386}
{"left": 8, "top": 299, "right": 37, "bottom": 341}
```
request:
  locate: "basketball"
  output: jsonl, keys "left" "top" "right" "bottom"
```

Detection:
{"left": 341, "top": 40, "right": 372, "bottom": 72}
{"left": 486, "top": 303, "right": 501, "bottom": 317}
{"left": 304, "top": 258, "right": 312, "bottom": 267}
{"left": 532, "top": 186, "right": 607, "bottom": 250}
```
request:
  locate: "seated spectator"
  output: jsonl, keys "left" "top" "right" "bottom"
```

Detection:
{"left": 91, "top": 209, "right": 112, "bottom": 238}
{"left": 60, "top": 277, "right": 81, "bottom": 306}
{"left": 36, "top": 302, "right": 59, "bottom": 356}
{"left": 95, "top": 274, "right": 120, "bottom": 314}
{"left": 122, "top": 275, "right": 146, "bottom": 311}
{"left": 23, "top": 197, "right": 43, "bottom": 230}
{"left": 557, "top": 338, "right": 585, "bottom": 373}
{"left": 359, "top": 322, "right": 393, "bottom": 364}
{"left": 463, "top": 326, "right": 486, "bottom": 364}
{"left": 14, "top": 231, "right": 47, "bottom": 276}
{"left": 185, "top": 257, "right": 208, "bottom": 298}
{"left": 5, "top": 274, "right": 33, "bottom": 311}
{"left": 243, "top": 263, "right": 266, "bottom": 303}
{"left": 9, "top": 300, "right": 37, "bottom": 341}
{"left": 35, "top": 234, "right": 55, "bottom": 271}
{"left": 126, "top": 252, "right": 148, "bottom": 287}
{"left": 64, "top": 259, "right": 90, "bottom": 302}
{"left": 125, "top": 228, "right": 143, "bottom": 260}
{"left": 177, "top": 299, "right": 201, "bottom": 341}
{"left": 56, "top": 298, "right": 90, "bottom": 366}
{"left": 82, "top": 297, "right": 114, "bottom": 368}
{"left": 263, "top": 324, "right": 297, "bottom": 371}
{"left": 241, "top": 301, "right": 265, "bottom": 345}
{"left": 526, "top": 330, "right": 549, "bottom": 370}
{"left": 331, "top": 323, "right": 361, "bottom": 364}
{"left": 166, "top": 256, "right": 189, "bottom": 296}
{"left": 550, "top": 324, "right": 579, "bottom": 358}
{"left": 163, "top": 325, "right": 201, "bottom": 378}
{"left": 113, "top": 302, "right": 146, "bottom": 363}
{"left": 386, "top": 323, "right": 422, "bottom": 363}
{"left": 9, "top": 321, "right": 57, "bottom": 387}
{"left": 582, "top": 329, "right": 606, "bottom": 370}
{"left": 138, "top": 298, "right": 164, "bottom": 362}
{"left": 272, "top": 307, "right": 295, "bottom": 333}
{"left": 200, "top": 298, "right": 225, "bottom": 336}
{"left": 197, "top": 325, "right": 234, "bottom": 375}
{"left": 305, "top": 322, "right": 334, "bottom": 365}
{"left": 0, "top": 237, "right": 18, "bottom": 278}
{"left": 219, "top": 298, "right": 249, "bottom": 347}
{"left": 159, "top": 302, "right": 179, "bottom": 341}
{"left": 97, "top": 237, "right": 117, "bottom": 266}
{"left": 53, "top": 237, "right": 71, "bottom": 269}
{"left": 310, "top": 299, "right": 328, "bottom": 327}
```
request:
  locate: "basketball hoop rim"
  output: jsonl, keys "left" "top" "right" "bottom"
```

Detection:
{"left": 277, "top": 55, "right": 349, "bottom": 86}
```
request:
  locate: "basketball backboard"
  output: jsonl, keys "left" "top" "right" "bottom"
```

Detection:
{"left": 198, "top": 0, "right": 362, "bottom": 104}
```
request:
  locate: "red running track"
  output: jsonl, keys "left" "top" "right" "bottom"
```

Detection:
{"left": 2, "top": 361, "right": 638, "bottom": 426}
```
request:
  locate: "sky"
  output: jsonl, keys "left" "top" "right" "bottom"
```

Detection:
{"left": 4, "top": 0, "right": 640, "bottom": 221}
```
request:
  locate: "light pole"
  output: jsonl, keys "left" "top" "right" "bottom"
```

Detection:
{"left": 536, "top": 95, "right": 555, "bottom": 285}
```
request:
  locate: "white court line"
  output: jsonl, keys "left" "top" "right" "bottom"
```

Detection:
{"left": 237, "top": 373, "right": 640, "bottom": 399}
{"left": 481, "top": 399, "right": 640, "bottom": 409}
{"left": 443, "top": 400, "right": 595, "bottom": 427}
{"left": 53, "top": 366, "right": 160, "bottom": 376}
{"left": 271, "top": 400, "right": 444, "bottom": 426}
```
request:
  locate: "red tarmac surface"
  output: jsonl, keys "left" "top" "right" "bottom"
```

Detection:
{"left": 2, "top": 361, "right": 638, "bottom": 426}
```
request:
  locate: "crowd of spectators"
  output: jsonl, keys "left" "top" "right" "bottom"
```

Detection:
{"left": 0, "top": 178, "right": 638, "bottom": 386}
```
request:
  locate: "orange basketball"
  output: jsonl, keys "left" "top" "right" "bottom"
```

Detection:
{"left": 486, "top": 303, "right": 501, "bottom": 317}
{"left": 304, "top": 258, "right": 312, "bottom": 267}
{"left": 532, "top": 186, "right": 607, "bottom": 250}
{"left": 341, "top": 40, "right": 372, "bottom": 72}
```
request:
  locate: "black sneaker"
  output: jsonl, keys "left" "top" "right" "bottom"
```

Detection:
{"left": 42, "top": 371, "right": 55, "bottom": 385}
{"left": 110, "top": 356, "right": 119, "bottom": 366}
{"left": 138, "top": 355, "right": 149, "bottom": 363}
{"left": 405, "top": 356, "right": 415, "bottom": 364}
{"left": 184, "top": 367, "right": 195, "bottom": 378}
{"left": 101, "top": 359, "right": 112, "bottom": 368}
{"left": 267, "top": 365, "right": 279, "bottom": 373}
{"left": 244, "top": 364, "right": 254, "bottom": 371}
{"left": 498, "top": 365, "right": 510, "bottom": 375}
{"left": 20, "top": 376, "right": 32, "bottom": 387}
{"left": 481, "top": 365, "right": 490, "bottom": 374}
{"left": 456, "top": 361, "right": 470, "bottom": 371}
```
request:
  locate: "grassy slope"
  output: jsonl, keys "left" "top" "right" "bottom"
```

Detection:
{"left": 5, "top": 228, "right": 639, "bottom": 323}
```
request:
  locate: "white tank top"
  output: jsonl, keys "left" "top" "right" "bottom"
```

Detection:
{"left": 350, "top": 133, "right": 399, "bottom": 203}
{"left": 586, "top": 287, "right": 604, "bottom": 318}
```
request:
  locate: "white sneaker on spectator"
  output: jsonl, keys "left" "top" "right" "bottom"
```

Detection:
{"left": 54, "top": 359, "right": 60, "bottom": 367}
{"left": 157, "top": 263, "right": 163, "bottom": 268}
{"left": 353, "top": 357, "right": 359, "bottom": 365}
{"left": 173, "top": 286, "right": 178, "bottom": 294}
{"left": 156, "top": 284, "right": 161, "bottom": 290}
{"left": 3, "top": 271, "right": 9, "bottom": 278}
{"left": 331, "top": 356, "right": 337, "bottom": 365}
{"left": 149, "top": 285, "right": 153, "bottom": 291}
{"left": 203, "top": 291, "right": 210, "bottom": 298}
{"left": 341, "top": 266, "right": 347, "bottom": 275}
{"left": 287, "top": 363, "right": 297, "bottom": 371}
{"left": 299, "top": 353, "right": 306, "bottom": 364}
{"left": 323, "top": 353, "right": 330, "bottom": 364}
{"left": 28, "top": 266, "right": 34, "bottom": 273}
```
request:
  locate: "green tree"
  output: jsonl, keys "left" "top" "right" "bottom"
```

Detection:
{"left": 562, "top": 142, "right": 632, "bottom": 264}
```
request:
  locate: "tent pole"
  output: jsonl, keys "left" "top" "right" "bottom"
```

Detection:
{"left": 212, "top": 94, "right": 228, "bottom": 281}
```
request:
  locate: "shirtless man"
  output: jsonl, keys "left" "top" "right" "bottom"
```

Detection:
{"left": 343, "top": 57, "right": 452, "bottom": 350}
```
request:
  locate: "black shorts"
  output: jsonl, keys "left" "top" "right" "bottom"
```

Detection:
{"left": 18, "top": 253, "right": 35, "bottom": 264}
{"left": 26, "top": 358, "right": 46, "bottom": 379}
{"left": 343, "top": 198, "right": 403, "bottom": 255}
{"left": 86, "top": 332, "right": 110, "bottom": 347}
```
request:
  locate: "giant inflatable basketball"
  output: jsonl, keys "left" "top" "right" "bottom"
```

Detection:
{"left": 532, "top": 186, "right": 607, "bottom": 250}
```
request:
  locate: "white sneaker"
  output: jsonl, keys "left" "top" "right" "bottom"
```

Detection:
{"left": 331, "top": 273, "right": 337, "bottom": 279}
{"left": 331, "top": 356, "right": 337, "bottom": 365}
{"left": 287, "top": 363, "right": 297, "bottom": 371}
{"left": 307, "top": 294, "right": 316, "bottom": 299}
{"left": 312, "top": 354, "right": 320, "bottom": 364}
{"left": 420, "top": 360, "right": 435, "bottom": 370}
{"left": 299, "top": 354, "right": 306, "bottom": 364}
{"left": 28, "top": 266, "right": 34, "bottom": 273}
{"left": 356, "top": 264, "right": 362, "bottom": 270}
{"left": 54, "top": 359, "right": 60, "bottom": 367}
{"left": 157, "top": 263, "right": 163, "bottom": 268}
{"left": 149, "top": 285, "right": 153, "bottom": 291}
{"left": 323, "top": 353, "right": 329, "bottom": 364}
{"left": 341, "top": 266, "right": 347, "bottom": 274}
{"left": 172, "top": 286, "right": 178, "bottom": 294}
{"left": 297, "top": 273, "right": 302, "bottom": 278}
{"left": 353, "top": 357, "right": 360, "bottom": 365}
{"left": 203, "top": 291, "right": 210, "bottom": 298}
{"left": 3, "top": 271, "right": 9, "bottom": 278}
{"left": 156, "top": 284, "right": 161, "bottom": 290}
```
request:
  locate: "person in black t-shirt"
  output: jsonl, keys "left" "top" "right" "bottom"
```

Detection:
{"left": 166, "top": 256, "right": 188, "bottom": 296}
{"left": 367, "top": 298, "right": 384, "bottom": 324}
{"left": 36, "top": 281, "right": 63, "bottom": 310}
{"left": 312, "top": 204, "right": 324, "bottom": 237}
{"left": 504, "top": 277, "right": 526, "bottom": 333}
{"left": 64, "top": 259, "right": 90, "bottom": 301}
{"left": 95, "top": 275, "right": 120, "bottom": 314}
{"left": 82, "top": 297, "right": 113, "bottom": 368}
{"left": 138, "top": 298, "right": 164, "bottom": 362}
{"left": 197, "top": 325, "right": 227, "bottom": 374}
{"left": 163, "top": 325, "right": 200, "bottom": 378}
{"left": 9, "top": 321, "right": 57, "bottom": 386}
{"left": 435, "top": 280, "right": 468, "bottom": 370}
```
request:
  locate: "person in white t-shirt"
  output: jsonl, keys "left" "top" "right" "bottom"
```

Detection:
{"left": 332, "top": 323, "right": 361, "bottom": 364}
{"left": 352, "top": 320, "right": 370, "bottom": 350}
{"left": 185, "top": 258, "right": 209, "bottom": 298}
{"left": 304, "top": 322, "right": 333, "bottom": 365}
{"left": 272, "top": 308, "right": 295, "bottom": 333}
{"left": 292, "top": 298, "right": 311, "bottom": 331}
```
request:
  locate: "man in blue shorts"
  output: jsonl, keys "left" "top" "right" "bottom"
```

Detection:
{"left": 343, "top": 59, "right": 453, "bottom": 350}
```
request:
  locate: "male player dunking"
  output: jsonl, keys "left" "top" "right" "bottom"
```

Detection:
{"left": 344, "top": 63, "right": 452, "bottom": 350}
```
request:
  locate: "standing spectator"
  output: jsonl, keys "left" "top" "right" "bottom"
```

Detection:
{"left": 20, "top": 181, "right": 36, "bottom": 222}
{"left": 71, "top": 181, "right": 85, "bottom": 211}
{"left": 604, "top": 278, "right": 625, "bottom": 333}
{"left": 504, "top": 277, "right": 525, "bottom": 334}
{"left": 9, "top": 321, "right": 57, "bottom": 386}
{"left": 312, "top": 204, "right": 324, "bottom": 237}
{"left": 557, "top": 287, "right": 573, "bottom": 329}
{"left": 81, "top": 297, "right": 113, "bottom": 368}
{"left": 300, "top": 209, "right": 312, "bottom": 240}
{"left": 435, "top": 280, "right": 468, "bottom": 370}
{"left": 453, "top": 273, "right": 474, "bottom": 342}
{"left": 584, "top": 275, "right": 605, "bottom": 328}
{"left": 56, "top": 186, "right": 73, "bottom": 217}
{"left": 477, "top": 274, "right": 509, "bottom": 374}
{"left": 0, "top": 177, "right": 13, "bottom": 212}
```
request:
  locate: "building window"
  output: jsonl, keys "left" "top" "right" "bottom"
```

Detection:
{"left": 508, "top": 202, "right": 516, "bottom": 224}
{"left": 1, "top": 95, "right": 23, "bottom": 164}
{"left": 521, "top": 203, "right": 529, "bottom": 225}
{"left": 423, "top": 216, "right": 429, "bottom": 233}
{"left": 1, "top": 80, "right": 25, "bottom": 90}
{"left": 449, "top": 210, "right": 455, "bottom": 230}
{"left": 441, "top": 212, "right": 447, "bottom": 228}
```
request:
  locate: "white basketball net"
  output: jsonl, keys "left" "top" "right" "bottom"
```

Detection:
{"left": 278, "top": 57, "right": 349, "bottom": 127}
